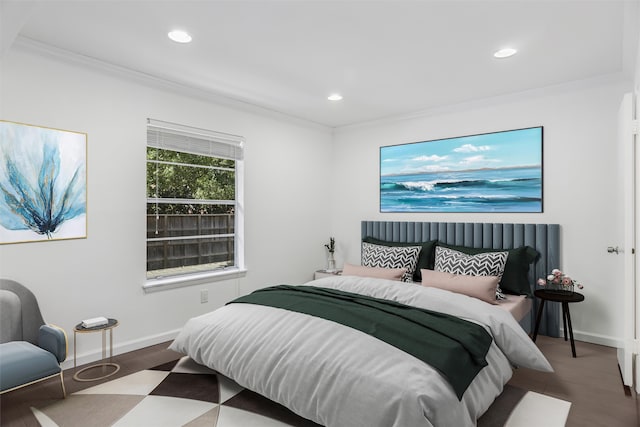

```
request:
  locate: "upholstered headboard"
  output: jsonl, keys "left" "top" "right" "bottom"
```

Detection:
{"left": 361, "top": 221, "right": 560, "bottom": 336}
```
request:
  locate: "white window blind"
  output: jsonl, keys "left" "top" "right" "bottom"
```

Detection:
{"left": 147, "top": 119, "right": 244, "bottom": 160}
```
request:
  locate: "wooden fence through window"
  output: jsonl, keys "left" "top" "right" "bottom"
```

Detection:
{"left": 146, "top": 213, "right": 234, "bottom": 271}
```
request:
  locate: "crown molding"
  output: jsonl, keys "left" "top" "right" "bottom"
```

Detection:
{"left": 11, "top": 35, "right": 635, "bottom": 134}
{"left": 12, "top": 36, "right": 331, "bottom": 133}
{"left": 334, "top": 72, "right": 632, "bottom": 133}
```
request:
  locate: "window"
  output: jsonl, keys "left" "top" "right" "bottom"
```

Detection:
{"left": 145, "top": 119, "right": 245, "bottom": 290}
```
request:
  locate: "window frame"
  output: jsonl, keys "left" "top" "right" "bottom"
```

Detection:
{"left": 143, "top": 119, "right": 246, "bottom": 293}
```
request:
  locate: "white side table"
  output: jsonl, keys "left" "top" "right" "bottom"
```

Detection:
{"left": 314, "top": 269, "right": 342, "bottom": 280}
{"left": 73, "top": 318, "right": 121, "bottom": 382}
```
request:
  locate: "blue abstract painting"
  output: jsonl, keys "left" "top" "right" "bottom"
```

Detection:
{"left": 380, "top": 127, "right": 542, "bottom": 213}
{"left": 0, "top": 121, "right": 87, "bottom": 244}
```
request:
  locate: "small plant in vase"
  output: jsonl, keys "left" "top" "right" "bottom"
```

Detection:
{"left": 325, "top": 237, "right": 336, "bottom": 272}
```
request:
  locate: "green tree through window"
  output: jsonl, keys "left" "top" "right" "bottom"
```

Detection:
{"left": 146, "top": 147, "right": 235, "bottom": 215}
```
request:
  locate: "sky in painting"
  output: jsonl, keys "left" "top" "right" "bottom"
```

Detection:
{"left": 380, "top": 127, "right": 542, "bottom": 176}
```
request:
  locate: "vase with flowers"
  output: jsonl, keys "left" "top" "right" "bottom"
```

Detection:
{"left": 537, "top": 269, "right": 583, "bottom": 295}
{"left": 325, "top": 237, "right": 336, "bottom": 272}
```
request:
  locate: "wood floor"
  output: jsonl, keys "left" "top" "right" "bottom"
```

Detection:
{"left": 509, "top": 336, "right": 639, "bottom": 427}
{"left": 1, "top": 336, "right": 638, "bottom": 426}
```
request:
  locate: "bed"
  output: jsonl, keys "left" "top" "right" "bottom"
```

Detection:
{"left": 170, "top": 221, "right": 558, "bottom": 427}
{"left": 360, "top": 220, "right": 561, "bottom": 336}
{"left": 496, "top": 294, "right": 531, "bottom": 322}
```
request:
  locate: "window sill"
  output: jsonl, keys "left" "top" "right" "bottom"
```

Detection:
{"left": 143, "top": 268, "right": 247, "bottom": 293}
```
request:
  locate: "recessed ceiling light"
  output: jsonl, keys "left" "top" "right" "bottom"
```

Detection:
{"left": 328, "top": 94, "right": 343, "bottom": 101}
{"left": 494, "top": 48, "right": 517, "bottom": 58}
{"left": 168, "top": 30, "right": 192, "bottom": 44}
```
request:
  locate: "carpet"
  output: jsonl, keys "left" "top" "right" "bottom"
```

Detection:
{"left": 31, "top": 357, "right": 570, "bottom": 427}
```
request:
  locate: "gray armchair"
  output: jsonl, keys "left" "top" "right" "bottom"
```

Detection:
{"left": 0, "top": 279, "right": 67, "bottom": 397}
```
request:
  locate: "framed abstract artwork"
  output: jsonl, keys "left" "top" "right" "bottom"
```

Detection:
{"left": 380, "top": 127, "right": 543, "bottom": 213}
{"left": 0, "top": 120, "right": 87, "bottom": 244}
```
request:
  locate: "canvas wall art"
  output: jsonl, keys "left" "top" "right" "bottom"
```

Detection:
{"left": 0, "top": 120, "right": 87, "bottom": 244}
{"left": 380, "top": 127, "right": 543, "bottom": 213}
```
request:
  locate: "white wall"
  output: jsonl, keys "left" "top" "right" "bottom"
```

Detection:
{"left": 330, "top": 78, "right": 630, "bottom": 346}
{"left": 0, "top": 48, "right": 333, "bottom": 367}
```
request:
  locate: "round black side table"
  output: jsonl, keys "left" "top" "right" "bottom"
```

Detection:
{"left": 532, "top": 289, "right": 585, "bottom": 357}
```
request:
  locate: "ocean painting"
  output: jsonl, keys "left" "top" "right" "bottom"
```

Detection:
{"left": 380, "top": 127, "right": 542, "bottom": 213}
{"left": 0, "top": 121, "right": 87, "bottom": 244}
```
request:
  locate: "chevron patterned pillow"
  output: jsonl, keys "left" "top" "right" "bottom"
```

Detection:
{"left": 361, "top": 242, "right": 421, "bottom": 282}
{"left": 434, "top": 246, "right": 508, "bottom": 280}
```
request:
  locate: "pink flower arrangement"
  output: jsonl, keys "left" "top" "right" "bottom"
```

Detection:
{"left": 537, "top": 268, "right": 583, "bottom": 290}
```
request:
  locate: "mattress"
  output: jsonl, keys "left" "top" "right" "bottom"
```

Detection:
{"left": 496, "top": 294, "right": 532, "bottom": 322}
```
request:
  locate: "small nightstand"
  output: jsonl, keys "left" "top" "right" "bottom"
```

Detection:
{"left": 532, "top": 289, "right": 585, "bottom": 357}
{"left": 314, "top": 269, "right": 342, "bottom": 280}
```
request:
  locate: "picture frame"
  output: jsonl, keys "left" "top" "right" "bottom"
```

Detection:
{"left": 0, "top": 120, "right": 87, "bottom": 244}
{"left": 380, "top": 127, "right": 543, "bottom": 213}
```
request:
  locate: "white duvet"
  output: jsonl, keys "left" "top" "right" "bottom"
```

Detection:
{"left": 170, "top": 276, "right": 552, "bottom": 427}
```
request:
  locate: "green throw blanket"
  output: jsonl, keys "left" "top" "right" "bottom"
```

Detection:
{"left": 229, "top": 285, "right": 493, "bottom": 399}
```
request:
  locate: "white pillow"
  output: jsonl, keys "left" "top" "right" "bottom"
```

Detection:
{"left": 421, "top": 269, "right": 499, "bottom": 304}
{"left": 361, "top": 242, "right": 421, "bottom": 282}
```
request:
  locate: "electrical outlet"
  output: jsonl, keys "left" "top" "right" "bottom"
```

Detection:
{"left": 200, "top": 289, "right": 208, "bottom": 304}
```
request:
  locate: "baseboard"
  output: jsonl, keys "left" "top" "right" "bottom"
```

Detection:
{"left": 562, "top": 328, "right": 621, "bottom": 348}
{"left": 61, "top": 329, "right": 181, "bottom": 370}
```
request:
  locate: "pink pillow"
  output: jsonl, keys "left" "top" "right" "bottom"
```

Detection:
{"left": 420, "top": 269, "right": 499, "bottom": 304}
{"left": 343, "top": 263, "right": 407, "bottom": 281}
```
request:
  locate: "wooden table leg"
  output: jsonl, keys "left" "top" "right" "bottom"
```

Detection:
{"left": 563, "top": 302, "right": 577, "bottom": 358}
{"left": 562, "top": 303, "right": 568, "bottom": 341}
{"left": 532, "top": 299, "right": 545, "bottom": 342}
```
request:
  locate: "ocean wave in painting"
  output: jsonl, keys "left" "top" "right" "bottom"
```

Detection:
{"left": 380, "top": 168, "right": 541, "bottom": 212}
{"left": 0, "top": 122, "right": 86, "bottom": 240}
{"left": 381, "top": 177, "right": 539, "bottom": 192}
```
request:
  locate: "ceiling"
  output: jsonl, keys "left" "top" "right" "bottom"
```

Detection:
{"left": 2, "top": 1, "right": 639, "bottom": 128}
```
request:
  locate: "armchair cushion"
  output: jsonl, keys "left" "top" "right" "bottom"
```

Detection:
{"left": 39, "top": 325, "right": 67, "bottom": 363}
{"left": 0, "top": 341, "right": 61, "bottom": 392}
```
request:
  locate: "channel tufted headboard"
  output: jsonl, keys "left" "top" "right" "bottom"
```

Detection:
{"left": 361, "top": 221, "right": 560, "bottom": 336}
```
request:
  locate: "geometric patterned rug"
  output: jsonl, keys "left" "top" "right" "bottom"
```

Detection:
{"left": 30, "top": 356, "right": 570, "bottom": 427}
{"left": 32, "top": 357, "right": 321, "bottom": 427}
